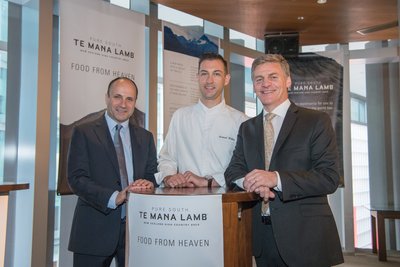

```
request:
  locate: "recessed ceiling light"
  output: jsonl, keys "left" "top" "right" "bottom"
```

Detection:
{"left": 317, "top": 0, "right": 327, "bottom": 4}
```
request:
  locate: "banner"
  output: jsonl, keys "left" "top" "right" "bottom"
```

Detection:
{"left": 163, "top": 22, "right": 219, "bottom": 135}
{"left": 57, "top": 0, "right": 146, "bottom": 194}
{"left": 59, "top": 0, "right": 146, "bottom": 123}
{"left": 128, "top": 193, "right": 224, "bottom": 267}
{"left": 287, "top": 53, "right": 344, "bottom": 185}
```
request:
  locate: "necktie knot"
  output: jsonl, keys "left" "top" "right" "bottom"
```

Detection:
{"left": 114, "top": 125, "right": 123, "bottom": 147}
{"left": 265, "top": 112, "right": 276, "bottom": 122}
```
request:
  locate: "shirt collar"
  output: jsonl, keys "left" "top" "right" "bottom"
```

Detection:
{"left": 263, "top": 99, "right": 291, "bottom": 118}
{"left": 197, "top": 99, "right": 226, "bottom": 113}
{"left": 105, "top": 111, "right": 129, "bottom": 132}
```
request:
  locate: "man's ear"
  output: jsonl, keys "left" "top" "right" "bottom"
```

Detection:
{"left": 224, "top": 73, "right": 231, "bottom": 86}
{"left": 286, "top": 76, "right": 292, "bottom": 89}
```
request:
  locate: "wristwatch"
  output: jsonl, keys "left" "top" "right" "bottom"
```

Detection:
{"left": 205, "top": 175, "right": 213, "bottom": 188}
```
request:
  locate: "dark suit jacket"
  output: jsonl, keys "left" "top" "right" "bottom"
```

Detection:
{"left": 225, "top": 102, "right": 344, "bottom": 267}
{"left": 67, "top": 115, "right": 157, "bottom": 256}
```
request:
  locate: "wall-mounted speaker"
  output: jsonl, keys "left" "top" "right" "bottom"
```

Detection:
{"left": 264, "top": 32, "right": 299, "bottom": 56}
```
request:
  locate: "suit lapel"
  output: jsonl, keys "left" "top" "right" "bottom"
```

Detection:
{"left": 93, "top": 117, "right": 120, "bottom": 175}
{"left": 272, "top": 103, "right": 298, "bottom": 158}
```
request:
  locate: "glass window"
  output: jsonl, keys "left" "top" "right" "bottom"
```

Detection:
{"left": 0, "top": 0, "right": 7, "bottom": 182}
{"left": 349, "top": 41, "right": 369, "bottom": 50}
{"left": 301, "top": 44, "right": 329, "bottom": 53}
{"left": 255, "top": 38, "right": 265, "bottom": 53}
{"left": 0, "top": 0, "right": 7, "bottom": 42}
{"left": 131, "top": 0, "right": 149, "bottom": 14}
{"left": 229, "top": 53, "right": 257, "bottom": 117}
{"left": 350, "top": 63, "right": 367, "bottom": 97}
{"left": 0, "top": 49, "right": 6, "bottom": 182}
{"left": 204, "top": 20, "right": 223, "bottom": 39}
{"left": 158, "top": 4, "right": 202, "bottom": 26}
{"left": 110, "top": 0, "right": 129, "bottom": 9}
{"left": 229, "top": 29, "right": 256, "bottom": 49}
{"left": 351, "top": 97, "right": 367, "bottom": 124}
{"left": 244, "top": 61, "right": 257, "bottom": 117}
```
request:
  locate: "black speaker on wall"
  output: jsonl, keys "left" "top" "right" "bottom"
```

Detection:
{"left": 264, "top": 32, "right": 299, "bottom": 56}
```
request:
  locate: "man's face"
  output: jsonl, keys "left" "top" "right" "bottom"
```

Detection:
{"left": 197, "top": 59, "right": 230, "bottom": 103}
{"left": 253, "top": 62, "right": 291, "bottom": 111}
{"left": 105, "top": 79, "right": 137, "bottom": 123}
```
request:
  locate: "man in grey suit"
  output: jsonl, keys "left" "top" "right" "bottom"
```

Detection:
{"left": 67, "top": 77, "right": 157, "bottom": 267}
{"left": 225, "top": 54, "right": 344, "bottom": 267}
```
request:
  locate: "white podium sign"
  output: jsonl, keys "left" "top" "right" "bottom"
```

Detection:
{"left": 127, "top": 193, "right": 224, "bottom": 267}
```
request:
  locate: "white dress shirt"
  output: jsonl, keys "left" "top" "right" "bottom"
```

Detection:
{"left": 235, "top": 99, "right": 291, "bottom": 192}
{"left": 105, "top": 112, "right": 134, "bottom": 209}
{"left": 155, "top": 99, "right": 248, "bottom": 186}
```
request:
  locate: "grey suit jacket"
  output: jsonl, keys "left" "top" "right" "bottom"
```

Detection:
{"left": 225, "top": 102, "right": 343, "bottom": 267}
{"left": 67, "top": 115, "right": 157, "bottom": 256}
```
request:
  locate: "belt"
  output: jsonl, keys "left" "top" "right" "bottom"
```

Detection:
{"left": 261, "top": 215, "right": 271, "bottom": 225}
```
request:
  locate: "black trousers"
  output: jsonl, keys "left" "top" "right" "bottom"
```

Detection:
{"left": 73, "top": 220, "right": 126, "bottom": 267}
{"left": 255, "top": 223, "right": 288, "bottom": 267}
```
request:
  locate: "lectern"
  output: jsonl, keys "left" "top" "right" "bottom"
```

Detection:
{"left": 132, "top": 187, "right": 258, "bottom": 267}
{"left": 221, "top": 189, "right": 257, "bottom": 267}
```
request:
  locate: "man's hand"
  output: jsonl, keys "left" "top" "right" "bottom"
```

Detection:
{"left": 163, "top": 173, "right": 189, "bottom": 188}
{"left": 184, "top": 171, "right": 208, "bottom": 187}
{"left": 243, "top": 169, "right": 277, "bottom": 200}
{"left": 255, "top": 186, "right": 275, "bottom": 201}
{"left": 116, "top": 187, "right": 129, "bottom": 206}
{"left": 129, "top": 179, "right": 154, "bottom": 192}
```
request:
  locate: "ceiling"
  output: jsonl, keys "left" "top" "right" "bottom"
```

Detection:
{"left": 152, "top": 0, "right": 398, "bottom": 46}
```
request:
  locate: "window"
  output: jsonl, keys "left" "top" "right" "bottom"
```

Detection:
{"left": 229, "top": 29, "right": 256, "bottom": 49}
{"left": 0, "top": 0, "right": 7, "bottom": 182}
{"left": 110, "top": 0, "right": 129, "bottom": 9}
{"left": 351, "top": 97, "right": 367, "bottom": 124}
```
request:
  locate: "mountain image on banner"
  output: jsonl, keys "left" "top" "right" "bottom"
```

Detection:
{"left": 164, "top": 25, "right": 218, "bottom": 57}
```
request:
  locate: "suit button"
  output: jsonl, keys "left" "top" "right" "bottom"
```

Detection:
{"left": 117, "top": 181, "right": 121, "bottom": 186}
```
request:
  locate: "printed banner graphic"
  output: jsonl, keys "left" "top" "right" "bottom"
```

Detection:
{"left": 57, "top": 0, "right": 146, "bottom": 194}
{"left": 163, "top": 22, "right": 219, "bottom": 135}
{"left": 288, "top": 53, "right": 344, "bottom": 185}
{"left": 128, "top": 193, "right": 224, "bottom": 267}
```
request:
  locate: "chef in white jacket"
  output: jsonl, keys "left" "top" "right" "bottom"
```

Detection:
{"left": 155, "top": 52, "right": 248, "bottom": 188}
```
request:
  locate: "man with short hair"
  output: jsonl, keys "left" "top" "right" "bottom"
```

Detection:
{"left": 156, "top": 52, "right": 248, "bottom": 188}
{"left": 225, "top": 54, "right": 344, "bottom": 267}
{"left": 68, "top": 77, "right": 157, "bottom": 267}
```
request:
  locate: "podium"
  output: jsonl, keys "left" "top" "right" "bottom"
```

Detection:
{"left": 221, "top": 189, "right": 258, "bottom": 267}
{"left": 135, "top": 187, "right": 258, "bottom": 267}
{"left": 0, "top": 183, "right": 29, "bottom": 267}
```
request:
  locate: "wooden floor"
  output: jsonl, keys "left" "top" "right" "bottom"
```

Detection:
{"left": 337, "top": 250, "right": 400, "bottom": 267}
{"left": 251, "top": 250, "right": 400, "bottom": 267}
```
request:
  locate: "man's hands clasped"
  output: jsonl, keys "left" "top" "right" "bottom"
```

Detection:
{"left": 243, "top": 169, "right": 277, "bottom": 202}
{"left": 163, "top": 171, "right": 210, "bottom": 188}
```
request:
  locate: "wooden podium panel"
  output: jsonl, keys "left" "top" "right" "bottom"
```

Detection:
{"left": 222, "top": 192, "right": 257, "bottom": 267}
{"left": 146, "top": 187, "right": 258, "bottom": 267}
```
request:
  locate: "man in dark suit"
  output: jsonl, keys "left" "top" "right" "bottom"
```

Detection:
{"left": 67, "top": 77, "right": 157, "bottom": 267}
{"left": 225, "top": 54, "right": 344, "bottom": 267}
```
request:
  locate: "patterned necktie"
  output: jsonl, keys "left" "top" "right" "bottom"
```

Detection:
{"left": 114, "top": 124, "right": 129, "bottom": 218}
{"left": 262, "top": 113, "right": 276, "bottom": 214}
